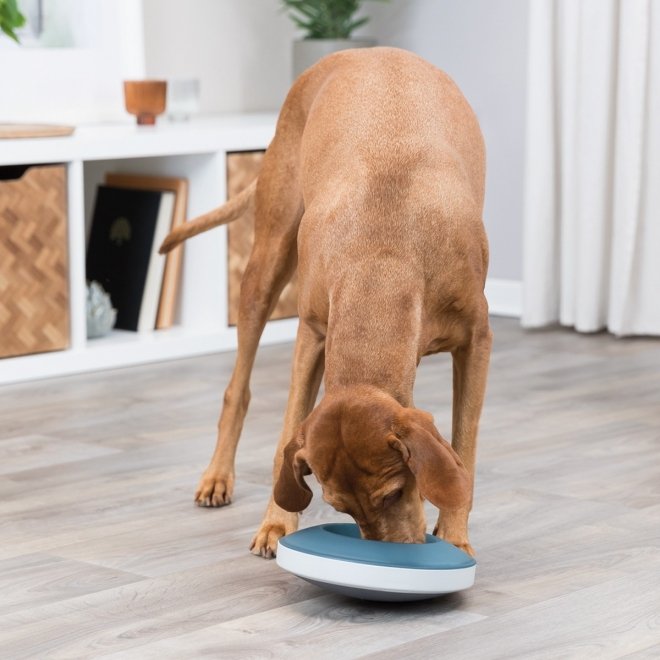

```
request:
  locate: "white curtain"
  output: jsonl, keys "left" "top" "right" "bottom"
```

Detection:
{"left": 523, "top": 0, "right": 660, "bottom": 335}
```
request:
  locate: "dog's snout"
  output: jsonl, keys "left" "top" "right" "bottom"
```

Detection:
{"left": 358, "top": 526, "right": 425, "bottom": 544}
{"left": 394, "top": 535, "right": 421, "bottom": 544}
{"left": 399, "top": 533, "right": 426, "bottom": 544}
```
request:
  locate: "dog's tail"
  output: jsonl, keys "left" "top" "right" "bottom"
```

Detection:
{"left": 159, "top": 179, "right": 256, "bottom": 254}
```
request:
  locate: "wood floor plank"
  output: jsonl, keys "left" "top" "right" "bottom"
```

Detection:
{"left": 0, "top": 553, "right": 143, "bottom": 616}
{"left": 0, "top": 434, "right": 119, "bottom": 475}
{"left": 0, "top": 556, "right": 319, "bottom": 658}
{"left": 467, "top": 487, "right": 633, "bottom": 552}
{"left": 363, "top": 572, "right": 660, "bottom": 660}
{"left": 102, "top": 594, "right": 485, "bottom": 660}
{"left": 620, "top": 644, "right": 660, "bottom": 659}
{"left": 51, "top": 488, "right": 274, "bottom": 577}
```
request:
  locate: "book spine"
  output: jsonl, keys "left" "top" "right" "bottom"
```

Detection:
{"left": 137, "top": 194, "right": 175, "bottom": 333}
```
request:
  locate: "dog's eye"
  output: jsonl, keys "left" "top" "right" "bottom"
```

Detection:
{"left": 382, "top": 489, "right": 402, "bottom": 508}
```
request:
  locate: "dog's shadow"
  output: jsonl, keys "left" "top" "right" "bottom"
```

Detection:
{"left": 293, "top": 589, "right": 468, "bottom": 623}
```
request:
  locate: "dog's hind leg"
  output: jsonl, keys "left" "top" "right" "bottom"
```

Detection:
{"left": 195, "top": 145, "right": 304, "bottom": 507}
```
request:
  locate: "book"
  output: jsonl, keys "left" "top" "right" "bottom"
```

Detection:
{"left": 86, "top": 186, "right": 175, "bottom": 332}
{"left": 104, "top": 173, "right": 188, "bottom": 329}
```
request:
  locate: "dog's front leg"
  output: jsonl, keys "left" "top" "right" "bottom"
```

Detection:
{"left": 250, "top": 322, "right": 325, "bottom": 558}
{"left": 195, "top": 142, "right": 304, "bottom": 507}
{"left": 195, "top": 235, "right": 299, "bottom": 506}
{"left": 434, "top": 323, "right": 492, "bottom": 556}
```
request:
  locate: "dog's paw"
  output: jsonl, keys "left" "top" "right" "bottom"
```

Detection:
{"left": 450, "top": 540, "right": 476, "bottom": 557}
{"left": 194, "top": 471, "right": 234, "bottom": 507}
{"left": 433, "top": 521, "right": 475, "bottom": 557}
{"left": 249, "top": 506, "right": 298, "bottom": 559}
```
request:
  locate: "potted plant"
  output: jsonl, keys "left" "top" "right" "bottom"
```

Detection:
{"left": 0, "top": 0, "right": 25, "bottom": 42}
{"left": 282, "top": 0, "right": 388, "bottom": 79}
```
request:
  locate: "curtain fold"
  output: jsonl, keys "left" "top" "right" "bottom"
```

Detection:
{"left": 523, "top": 0, "right": 660, "bottom": 336}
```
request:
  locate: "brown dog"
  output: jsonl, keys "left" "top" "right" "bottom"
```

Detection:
{"left": 160, "top": 47, "right": 491, "bottom": 558}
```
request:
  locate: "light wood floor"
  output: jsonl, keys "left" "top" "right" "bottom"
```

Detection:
{"left": 1, "top": 317, "right": 659, "bottom": 659}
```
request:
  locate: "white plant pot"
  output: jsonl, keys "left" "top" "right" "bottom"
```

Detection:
{"left": 292, "top": 38, "right": 377, "bottom": 79}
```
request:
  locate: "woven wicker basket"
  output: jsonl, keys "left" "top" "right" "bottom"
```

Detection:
{"left": 0, "top": 164, "right": 69, "bottom": 359}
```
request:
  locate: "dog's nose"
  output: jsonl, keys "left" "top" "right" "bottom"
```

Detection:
{"left": 397, "top": 527, "right": 427, "bottom": 544}
{"left": 380, "top": 532, "right": 426, "bottom": 544}
{"left": 402, "top": 535, "right": 426, "bottom": 544}
{"left": 357, "top": 524, "right": 425, "bottom": 544}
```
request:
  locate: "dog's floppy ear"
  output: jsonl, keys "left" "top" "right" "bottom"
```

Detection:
{"left": 389, "top": 409, "right": 471, "bottom": 511}
{"left": 274, "top": 431, "right": 313, "bottom": 513}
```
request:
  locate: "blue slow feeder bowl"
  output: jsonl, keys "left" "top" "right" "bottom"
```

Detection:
{"left": 276, "top": 523, "right": 476, "bottom": 602}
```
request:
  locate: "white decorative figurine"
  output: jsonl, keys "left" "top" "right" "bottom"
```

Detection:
{"left": 86, "top": 281, "right": 116, "bottom": 338}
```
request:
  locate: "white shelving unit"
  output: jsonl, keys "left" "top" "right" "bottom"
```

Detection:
{"left": 0, "top": 114, "right": 300, "bottom": 386}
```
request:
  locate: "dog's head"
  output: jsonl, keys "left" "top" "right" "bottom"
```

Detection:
{"left": 274, "top": 387, "right": 471, "bottom": 543}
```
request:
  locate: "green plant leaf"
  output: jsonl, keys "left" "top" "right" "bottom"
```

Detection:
{"left": 281, "top": 0, "right": 387, "bottom": 39}
{"left": 291, "top": 17, "right": 315, "bottom": 31}
{"left": 345, "top": 16, "right": 369, "bottom": 33}
{"left": 286, "top": 1, "right": 320, "bottom": 20}
{"left": 1, "top": 24, "right": 19, "bottom": 42}
{"left": 0, "top": 0, "right": 26, "bottom": 43}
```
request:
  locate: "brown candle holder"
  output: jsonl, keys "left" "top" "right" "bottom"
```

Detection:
{"left": 123, "top": 80, "right": 167, "bottom": 126}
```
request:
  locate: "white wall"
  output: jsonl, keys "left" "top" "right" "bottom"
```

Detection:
{"left": 141, "top": 0, "right": 296, "bottom": 114}
{"left": 143, "top": 0, "right": 528, "bottom": 281}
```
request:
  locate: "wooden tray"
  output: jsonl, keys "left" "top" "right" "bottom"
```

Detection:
{"left": 0, "top": 124, "right": 75, "bottom": 139}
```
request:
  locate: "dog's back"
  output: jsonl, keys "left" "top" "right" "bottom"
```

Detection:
{"left": 297, "top": 47, "right": 485, "bottom": 210}
{"left": 293, "top": 48, "right": 488, "bottom": 333}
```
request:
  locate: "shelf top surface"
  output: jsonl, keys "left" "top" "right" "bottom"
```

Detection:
{"left": 0, "top": 113, "right": 278, "bottom": 165}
